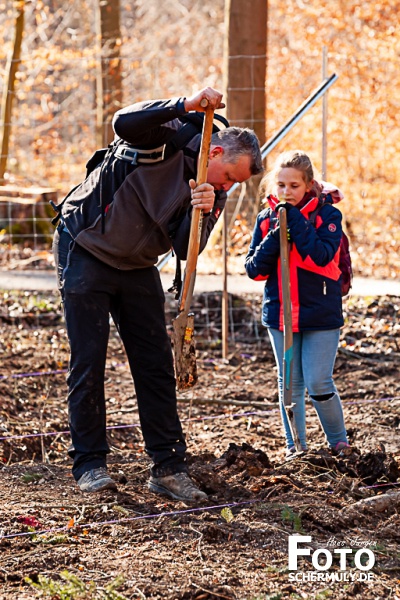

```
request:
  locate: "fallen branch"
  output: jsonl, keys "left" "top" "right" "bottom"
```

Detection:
{"left": 338, "top": 346, "right": 399, "bottom": 364}
{"left": 340, "top": 491, "right": 400, "bottom": 516}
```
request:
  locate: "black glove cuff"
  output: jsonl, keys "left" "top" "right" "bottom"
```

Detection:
{"left": 275, "top": 201, "right": 293, "bottom": 212}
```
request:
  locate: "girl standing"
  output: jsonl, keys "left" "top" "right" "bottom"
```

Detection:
{"left": 245, "top": 150, "right": 350, "bottom": 457}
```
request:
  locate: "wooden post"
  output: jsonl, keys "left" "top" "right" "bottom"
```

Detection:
{"left": 221, "top": 0, "right": 267, "bottom": 357}
{"left": 0, "top": 1, "right": 25, "bottom": 183}
{"left": 223, "top": 0, "right": 267, "bottom": 144}
{"left": 321, "top": 47, "right": 328, "bottom": 180}
{"left": 95, "top": 0, "right": 122, "bottom": 147}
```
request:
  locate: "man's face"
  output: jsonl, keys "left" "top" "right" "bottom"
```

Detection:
{"left": 206, "top": 146, "right": 252, "bottom": 192}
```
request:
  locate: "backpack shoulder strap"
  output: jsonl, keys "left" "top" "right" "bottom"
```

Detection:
{"left": 163, "top": 121, "right": 201, "bottom": 160}
{"left": 164, "top": 112, "right": 230, "bottom": 160}
{"left": 308, "top": 193, "right": 333, "bottom": 225}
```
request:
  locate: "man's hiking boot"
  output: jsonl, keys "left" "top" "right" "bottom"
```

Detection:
{"left": 77, "top": 467, "right": 117, "bottom": 493}
{"left": 148, "top": 472, "right": 207, "bottom": 503}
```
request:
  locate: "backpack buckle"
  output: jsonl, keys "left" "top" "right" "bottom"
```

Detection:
{"left": 115, "top": 144, "right": 165, "bottom": 165}
{"left": 129, "top": 151, "right": 138, "bottom": 166}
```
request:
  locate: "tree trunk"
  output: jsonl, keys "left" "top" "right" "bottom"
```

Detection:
{"left": 0, "top": 1, "right": 25, "bottom": 183}
{"left": 223, "top": 0, "right": 267, "bottom": 145}
{"left": 95, "top": 0, "right": 122, "bottom": 147}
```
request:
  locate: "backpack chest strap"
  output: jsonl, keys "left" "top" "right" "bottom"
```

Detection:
{"left": 114, "top": 143, "right": 167, "bottom": 165}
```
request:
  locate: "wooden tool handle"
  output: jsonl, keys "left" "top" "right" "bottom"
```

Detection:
{"left": 178, "top": 107, "right": 215, "bottom": 312}
{"left": 279, "top": 207, "right": 302, "bottom": 451}
{"left": 279, "top": 207, "right": 293, "bottom": 357}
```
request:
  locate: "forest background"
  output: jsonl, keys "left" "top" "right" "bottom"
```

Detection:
{"left": 0, "top": 0, "right": 399, "bottom": 279}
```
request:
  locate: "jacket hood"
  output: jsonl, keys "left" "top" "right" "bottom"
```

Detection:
{"left": 321, "top": 180, "right": 344, "bottom": 204}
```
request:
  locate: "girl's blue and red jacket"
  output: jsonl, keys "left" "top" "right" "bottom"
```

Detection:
{"left": 245, "top": 195, "right": 344, "bottom": 332}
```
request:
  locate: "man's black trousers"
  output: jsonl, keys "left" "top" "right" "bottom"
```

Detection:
{"left": 53, "top": 228, "right": 187, "bottom": 481}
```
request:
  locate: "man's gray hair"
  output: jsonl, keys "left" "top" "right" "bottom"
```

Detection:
{"left": 212, "top": 127, "right": 263, "bottom": 175}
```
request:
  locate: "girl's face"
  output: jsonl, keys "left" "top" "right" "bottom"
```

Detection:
{"left": 275, "top": 167, "right": 312, "bottom": 206}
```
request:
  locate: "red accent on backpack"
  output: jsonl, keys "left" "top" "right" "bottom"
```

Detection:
{"left": 337, "top": 230, "right": 353, "bottom": 296}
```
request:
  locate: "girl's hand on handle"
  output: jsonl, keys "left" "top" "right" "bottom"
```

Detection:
{"left": 184, "top": 88, "right": 225, "bottom": 112}
{"left": 275, "top": 201, "right": 295, "bottom": 213}
{"left": 189, "top": 179, "right": 215, "bottom": 213}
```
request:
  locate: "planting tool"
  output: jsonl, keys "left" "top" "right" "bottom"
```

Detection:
{"left": 279, "top": 206, "right": 302, "bottom": 452}
{"left": 172, "top": 101, "right": 214, "bottom": 390}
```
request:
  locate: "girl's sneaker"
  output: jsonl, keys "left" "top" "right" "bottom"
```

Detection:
{"left": 285, "top": 446, "right": 307, "bottom": 460}
{"left": 331, "top": 441, "right": 352, "bottom": 457}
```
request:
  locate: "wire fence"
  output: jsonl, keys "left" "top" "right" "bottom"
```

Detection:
{"left": 0, "top": 193, "right": 56, "bottom": 247}
{"left": 164, "top": 292, "right": 267, "bottom": 349}
{"left": 0, "top": 288, "right": 267, "bottom": 346}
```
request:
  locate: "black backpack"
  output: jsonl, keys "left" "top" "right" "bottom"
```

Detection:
{"left": 85, "top": 111, "right": 230, "bottom": 177}
{"left": 51, "top": 111, "right": 230, "bottom": 226}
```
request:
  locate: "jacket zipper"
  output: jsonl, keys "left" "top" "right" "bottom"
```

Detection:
{"left": 323, "top": 281, "right": 327, "bottom": 295}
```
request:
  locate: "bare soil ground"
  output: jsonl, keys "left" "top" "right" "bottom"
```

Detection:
{"left": 0, "top": 290, "right": 399, "bottom": 600}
